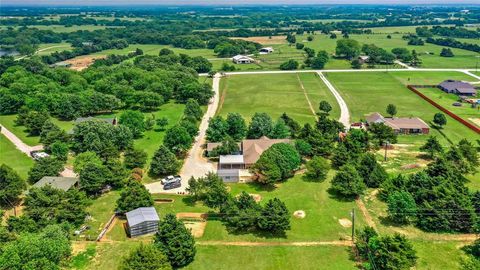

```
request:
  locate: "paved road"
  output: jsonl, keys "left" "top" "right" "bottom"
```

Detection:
{"left": 145, "top": 74, "right": 221, "bottom": 194}
{"left": 317, "top": 72, "right": 351, "bottom": 127}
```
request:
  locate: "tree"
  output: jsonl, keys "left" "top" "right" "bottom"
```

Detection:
{"left": 319, "top": 100, "right": 332, "bottom": 115}
{"left": 420, "top": 136, "right": 443, "bottom": 159}
{"left": 410, "top": 49, "right": 422, "bottom": 67}
{"left": 163, "top": 125, "right": 193, "bottom": 156}
{"left": 134, "top": 91, "right": 164, "bottom": 111}
{"left": 433, "top": 112, "right": 447, "bottom": 128}
{"left": 186, "top": 173, "right": 230, "bottom": 209}
{"left": 247, "top": 112, "right": 273, "bottom": 139}
{"left": 286, "top": 33, "right": 296, "bottom": 44}
{"left": 295, "top": 43, "right": 304, "bottom": 50}
{"left": 367, "top": 234, "right": 417, "bottom": 270}
{"left": 124, "top": 147, "right": 148, "bottom": 169}
{"left": 0, "top": 164, "right": 26, "bottom": 207}
{"left": 156, "top": 117, "right": 169, "bottom": 130}
{"left": 50, "top": 141, "right": 69, "bottom": 161}
{"left": 28, "top": 157, "right": 64, "bottom": 184}
{"left": 184, "top": 98, "right": 203, "bottom": 121}
{"left": 368, "top": 123, "right": 398, "bottom": 146}
{"left": 252, "top": 143, "right": 301, "bottom": 184}
{"left": 154, "top": 214, "right": 196, "bottom": 268}
{"left": 120, "top": 110, "right": 146, "bottom": 138}
{"left": 73, "top": 151, "right": 103, "bottom": 174}
{"left": 257, "top": 198, "right": 291, "bottom": 234}
{"left": 208, "top": 137, "right": 240, "bottom": 157}
{"left": 270, "top": 118, "right": 290, "bottom": 139}
{"left": 206, "top": 116, "right": 228, "bottom": 142}
{"left": 120, "top": 244, "right": 172, "bottom": 270}
{"left": 305, "top": 156, "right": 330, "bottom": 182}
{"left": 24, "top": 110, "right": 50, "bottom": 136}
{"left": 79, "top": 162, "right": 111, "bottom": 195}
{"left": 351, "top": 59, "right": 362, "bottom": 69}
{"left": 386, "top": 104, "right": 397, "bottom": 118}
{"left": 440, "top": 48, "right": 454, "bottom": 57}
{"left": 149, "top": 145, "right": 180, "bottom": 176}
{"left": 279, "top": 59, "right": 299, "bottom": 70}
{"left": 357, "top": 153, "right": 388, "bottom": 188}
{"left": 226, "top": 113, "right": 247, "bottom": 141}
{"left": 40, "top": 120, "right": 69, "bottom": 150}
{"left": 387, "top": 191, "right": 417, "bottom": 224}
{"left": 336, "top": 39, "right": 361, "bottom": 59}
{"left": 0, "top": 225, "right": 71, "bottom": 270}
{"left": 116, "top": 181, "right": 154, "bottom": 213}
{"left": 222, "top": 193, "right": 261, "bottom": 232}
{"left": 330, "top": 164, "right": 366, "bottom": 198}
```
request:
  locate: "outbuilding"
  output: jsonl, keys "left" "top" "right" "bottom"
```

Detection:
{"left": 259, "top": 47, "right": 274, "bottom": 54}
{"left": 438, "top": 80, "right": 477, "bottom": 96}
{"left": 126, "top": 207, "right": 160, "bottom": 237}
{"left": 232, "top": 55, "right": 254, "bottom": 64}
{"left": 32, "top": 176, "right": 79, "bottom": 191}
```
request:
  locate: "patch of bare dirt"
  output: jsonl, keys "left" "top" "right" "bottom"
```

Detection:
{"left": 339, "top": 218, "right": 352, "bottom": 228}
{"left": 356, "top": 198, "right": 376, "bottom": 229}
{"left": 183, "top": 220, "right": 207, "bottom": 238}
{"left": 400, "top": 163, "right": 422, "bottom": 170}
{"left": 154, "top": 198, "right": 174, "bottom": 204}
{"left": 468, "top": 118, "right": 480, "bottom": 127}
{"left": 71, "top": 241, "right": 89, "bottom": 255}
{"left": 231, "top": 36, "right": 287, "bottom": 44}
{"left": 65, "top": 55, "right": 106, "bottom": 71}
{"left": 176, "top": 212, "right": 208, "bottom": 220}
{"left": 293, "top": 210, "right": 306, "bottom": 219}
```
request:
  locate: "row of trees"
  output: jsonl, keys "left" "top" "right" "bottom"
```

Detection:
{"left": 426, "top": 37, "right": 480, "bottom": 53}
{"left": 417, "top": 26, "right": 480, "bottom": 39}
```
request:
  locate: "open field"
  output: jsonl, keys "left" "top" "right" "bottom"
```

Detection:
{"left": 36, "top": 42, "right": 73, "bottom": 55}
{"left": 82, "top": 191, "right": 120, "bottom": 240}
{"left": 217, "top": 72, "right": 338, "bottom": 124}
{"left": 90, "top": 44, "right": 217, "bottom": 58}
{"left": 326, "top": 71, "right": 479, "bottom": 146}
{"left": 232, "top": 35, "right": 288, "bottom": 44}
{"left": 0, "top": 133, "right": 34, "bottom": 179}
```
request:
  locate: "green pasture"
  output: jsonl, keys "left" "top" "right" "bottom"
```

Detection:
{"left": 90, "top": 44, "right": 217, "bottom": 58}
{"left": 0, "top": 133, "right": 34, "bottom": 179}
{"left": 217, "top": 72, "right": 339, "bottom": 124}
{"left": 36, "top": 42, "right": 73, "bottom": 56}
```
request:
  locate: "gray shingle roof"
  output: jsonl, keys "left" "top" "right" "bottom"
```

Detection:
{"left": 126, "top": 207, "right": 160, "bottom": 227}
{"left": 439, "top": 80, "right": 476, "bottom": 94}
{"left": 33, "top": 176, "right": 79, "bottom": 191}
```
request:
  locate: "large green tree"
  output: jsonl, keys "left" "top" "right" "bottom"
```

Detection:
{"left": 124, "top": 147, "right": 148, "bottom": 169}
{"left": 120, "top": 244, "right": 172, "bottom": 270}
{"left": 252, "top": 143, "right": 301, "bottom": 184}
{"left": 387, "top": 191, "right": 417, "bottom": 224}
{"left": 120, "top": 110, "right": 146, "bottom": 139}
{"left": 305, "top": 156, "right": 330, "bottom": 182}
{"left": 257, "top": 198, "right": 291, "bottom": 234}
{"left": 330, "top": 164, "right": 366, "bottom": 198}
{"left": 226, "top": 112, "right": 247, "bottom": 141}
{"left": 116, "top": 181, "right": 154, "bottom": 213}
{"left": 335, "top": 39, "right": 361, "bottom": 59}
{"left": 206, "top": 116, "right": 228, "bottom": 142}
{"left": 79, "top": 162, "right": 111, "bottom": 195}
{"left": 149, "top": 145, "right": 180, "bottom": 176}
{"left": 163, "top": 125, "right": 193, "bottom": 156}
{"left": 0, "top": 164, "right": 26, "bottom": 207}
{"left": 247, "top": 112, "right": 273, "bottom": 139}
{"left": 27, "top": 157, "right": 64, "bottom": 184}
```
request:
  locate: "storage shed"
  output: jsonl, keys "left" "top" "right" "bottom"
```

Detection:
{"left": 126, "top": 207, "right": 160, "bottom": 237}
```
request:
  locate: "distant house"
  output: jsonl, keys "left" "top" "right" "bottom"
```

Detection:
{"left": 232, "top": 55, "right": 254, "bottom": 64}
{"left": 207, "top": 136, "right": 291, "bottom": 182}
{"left": 438, "top": 80, "right": 477, "bottom": 96}
{"left": 259, "top": 47, "right": 274, "bottom": 54}
{"left": 125, "top": 207, "right": 160, "bottom": 237}
{"left": 365, "top": 113, "right": 429, "bottom": 135}
{"left": 32, "top": 176, "right": 79, "bottom": 191}
{"left": 358, "top": 55, "right": 370, "bottom": 64}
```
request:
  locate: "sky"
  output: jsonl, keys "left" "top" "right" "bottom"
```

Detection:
{"left": 1, "top": 0, "right": 479, "bottom": 6}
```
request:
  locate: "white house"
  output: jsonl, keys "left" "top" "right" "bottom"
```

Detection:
{"left": 232, "top": 55, "right": 254, "bottom": 64}
{"left": 259, "top": 47, "right": 274, "bottom": 54}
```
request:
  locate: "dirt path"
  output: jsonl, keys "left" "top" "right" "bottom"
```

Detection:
{"left": 395, "top": 60, "right": 415, "bottom": 70}
{"left": 316, "top": 71, "right": 351, "bottom": 128}
{"left": 196, "top": 240, "right": 353, "bottom": 247}
{"left": 0, "top": 125, "right": 43, "bottom": 155}
{"left": 355, "top": 198, "right": 376, "bottom": 230}
{"left": 296, "top": 74, "right": 318, "bottom": 119}
{"left": 145, "top": 74, "right": 221, "bottom": 194}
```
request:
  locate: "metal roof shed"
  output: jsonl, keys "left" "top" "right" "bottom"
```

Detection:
{"left": 126, "top": 207, "right": 160, "bottom": 237}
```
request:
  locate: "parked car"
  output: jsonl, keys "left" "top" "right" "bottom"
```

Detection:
{"left": 163, "top": 178, "right": 181, "bottom": 190}
{"left": 30, "top": 151, "right": 49, "bottom": 160}
{"left": 452, "top": 102, "right": 462, "bottom": 107}
{"left": 161, "top": 175, "right": 175, "bottom": 184}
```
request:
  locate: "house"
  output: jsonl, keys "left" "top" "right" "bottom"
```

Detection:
{"left": 259, "top": 47, "right": 274, "bottom": 54}
{"left": 207, "top": 136, "right": 291, "bottom": 182}
{"left": 358, "top": 55, "right": 370, "bottom": 64}
{"left": 32, "top": 176, "right": 79, "bottom": 191}
{"left": 232, "top": 55, "right": 254, "bottom": 64}
{"left": 438, "top": 80, "right": 477, "bottom": 96}
{"left": 365, "top": 113, "right": 429, "bottom": 135}
{"left": 125, "top": 207, "right": 160, "bottom": 237}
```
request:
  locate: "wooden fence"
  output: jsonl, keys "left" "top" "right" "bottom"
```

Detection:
{"left": 96, "top": 213, "right": 117, "bottom": 242}
{"left": 407, "top": 85, "right": 480, "bottom": 134}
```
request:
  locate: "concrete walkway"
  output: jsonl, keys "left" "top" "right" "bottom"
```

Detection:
{"left": 316, "top": 72, "right": 351, "bottom": 128}
{"left": 145, "top": 74, "right": 221, "bottom": 194}
{"left": 0, "top": 124, "right": 43, "bottom": 155}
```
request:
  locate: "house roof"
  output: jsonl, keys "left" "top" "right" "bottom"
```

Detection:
{"left": 232, "top": 55, "right": 254, "bottom": 61}
{"left": 126, "top": 207, "right": 160, "bottom": 227}
{"left": 366, "top": 112, "right": 385, "bottom": 123}
{"left": 33, "top": 176, "right": 79, "bottom": 191}
{"left": 384, "top": 117, "right": 429, "bottom": 130}
{"left": 219, "top": 155, "right": 244, "bottom": 164}
{"left": 439, "top": 80, "right": 476, "bottom": 94}
{"left": 242, "top": 136, "right": 291, "bottom": 165}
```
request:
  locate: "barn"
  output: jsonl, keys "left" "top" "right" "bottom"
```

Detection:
{"left": 126, "top": 207, "right": 160, "bottom": 237}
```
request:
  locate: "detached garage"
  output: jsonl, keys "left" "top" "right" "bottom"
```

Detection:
{"left": 126, "top": 207, "right": 160, "bottom": 237}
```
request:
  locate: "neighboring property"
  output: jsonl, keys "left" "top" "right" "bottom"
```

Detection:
{"left": 438, "top": 80, "right": 477, "bottom": 96}
{"left": 32, "top": 176, "right": 79, "bottom": 191}
{"left": 207, "top": 136, "right": 291, "bottom": 182}
{"left": 232, "top": 55, "right": 255, "bottom": 64}
{"left": 366, "top": 113, "right": 430, "bottom": 135}
{"left": 125, "top": 207, "right": 160, "bottom": 237}
{"left": 259, "top": 47, "right": 274, "bottom": 54}
{"left": 358, "top": 55, "right": 370, "bottom": 64}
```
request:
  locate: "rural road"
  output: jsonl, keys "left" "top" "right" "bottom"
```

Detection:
{"left": 317, "top": 71, "right": 351, "bottom": 127}
{"left": 145, "top": 73, "right": 221, "bottom": 194}
{"left": 16, "top": 45, "right": 70, "bottom": 60}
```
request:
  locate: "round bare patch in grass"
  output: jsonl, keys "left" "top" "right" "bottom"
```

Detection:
{"left": 339, "top": 218, "right": 352, "bottom": 228}
{"left": 293, "top": 210, "right": 306, "bottom": 219}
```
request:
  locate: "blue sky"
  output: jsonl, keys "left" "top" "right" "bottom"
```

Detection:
{"left": 2, "top": 0, "right": 479, "bottom": 6}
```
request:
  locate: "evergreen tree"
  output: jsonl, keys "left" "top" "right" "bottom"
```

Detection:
{"left": 387, "top": 191, "right": 417, "bottom": 224}
{"left": 305, "top": 156, "right": 330, "bottom": 182}
{"left": 0, "top": 164, "right": 26, "bottom": 207}
{"left": 247, "top": 113, "right": 274, "bottom": 139}
{"left": 124, "top": 147, "right": 148, "bottom": 169}
{"left": 433, "top": 112, "right": 447, "bottom": 128}
{"left": 257, "top": 198, "right": 291, "bottom": 234}
{"left": 184, "top": 98, "right": 203, "bottom": 121}
{"left": 226, "top": 113, "right": 247, "bottom": 141}
{"left": 116, "top": 181, "right": 154, "bottom": 213}
{"left": 120, "top": 244, "right": 172, "bottom": 270}
{"left": 330, "top": 164, "right": 366, "bottom": 198}
{"left": 357, "top": 153, "right": 388, "bottom": 188}
{"left": 149, "top": 145, "right": 180, "bottom": 176}
{"left": 419, "top": 136, "right": 443, "bottom": 159}
{"left": 79, "top": 162, "right": 111, "bottom": 195}
{"left": 27, "top": 157, "right": 64, "bottom": 184}
{"left": 386, "top": 104, "right": 397, "bottom": 118}
{"left": 270, "top": 118, "right": 290, "bottom": 139}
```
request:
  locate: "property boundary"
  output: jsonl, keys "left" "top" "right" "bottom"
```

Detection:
{"left": 407, "top": 85, "right": 480, "bottom": 134}
{"left": 96, "top": 213, "right": 117, "bottom": 241}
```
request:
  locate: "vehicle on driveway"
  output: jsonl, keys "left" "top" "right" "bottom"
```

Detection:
{"left": 30, "top": 151, "right": 50, "bottom": 160}
{"left": 163, "top": 177, "right": 181, "bottom": 190}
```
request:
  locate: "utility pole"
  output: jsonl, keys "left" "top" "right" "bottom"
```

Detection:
{"left": 351, "top": 208, "right": 355, "bottom": 243}
{"left": 384, "top": 140, "right": 389, "bottom": 161}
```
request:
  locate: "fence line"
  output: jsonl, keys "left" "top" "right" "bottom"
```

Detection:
{"left": 96, "top": 214, "right": 117, "bottom": 242}
{"left": 407, "top": 85, "right": 480, "bottom": 134}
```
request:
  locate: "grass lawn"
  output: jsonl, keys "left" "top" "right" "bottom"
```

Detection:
{"left": 0, "top": 114, "right": 41, "bottom": 146}
{"left": 326, "top": 71, "right": 479, "bottom": 146}
{"left": 389, "top": 71, "right": 477, "bottom": 85}
{"left": 0, "top": 133, "right": 34, "bottom": 179}
{"left": 82, "top": 191, "right": 120, "bottom": 240}
{"left": 90, "top": 44, "right": 217, "bottom": 58}
{"left": 217, "top": 72, "right": 337, "bottom": 124}
{"left": 414, "top": 240, "right": 469, "bottom": 270}
{"left": 185, "top": 245, "right": 357, "bottom": 270}
{"left": 36, "top": 42, "right": 73, "bottom": 56}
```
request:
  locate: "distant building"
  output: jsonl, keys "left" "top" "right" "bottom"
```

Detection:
{"left": 438, "top": 80, "right": 477, "bottom": 96}
{"left": 366, "top": 113, "right": 429, "bottom": 135}
{"left": 358, "top": 55, "right": 370, "bottom": 64}
{"left": 126, "top": 207, "right": 160, "bottom": 237}
{"left": 232, "top": 55, "right": 254, "bottom": 64}
{"left": 32, "top": 176, "right": 79, "bottom": 191}
{"left": 259, "top": 47, "right": 274, "bottom": 54}
{"left": 207, "top": 136, "right": 291, "bottom": 182}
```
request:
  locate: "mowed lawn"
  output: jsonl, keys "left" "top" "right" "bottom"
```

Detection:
{"left": 0, "top": 133, "right": 34, "bottom": 179}
{"left": 217, "top": 73, "right": 338, "bottom": 124}
{"left": 326, "top": 71, "right": 479, "bottom": 145}
{"left": 90, "top": 44, "right": 217, "bottom": 58}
